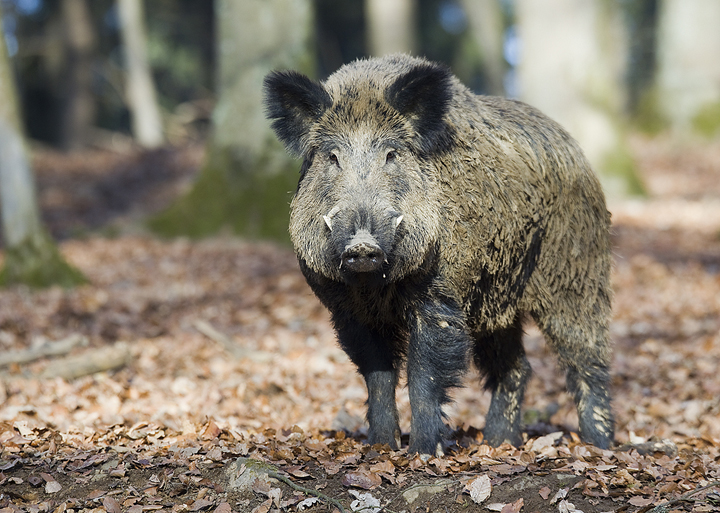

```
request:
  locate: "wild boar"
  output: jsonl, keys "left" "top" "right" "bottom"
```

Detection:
{"left": 263, "top": 54, "right": 613, "bottom": 455}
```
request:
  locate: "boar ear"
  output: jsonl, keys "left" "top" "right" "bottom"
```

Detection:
{"left": 264, "top": 70, "right": 332, "bottom": 156}
{"left": 385, "top": 62, "right": 453, "bottom": 153}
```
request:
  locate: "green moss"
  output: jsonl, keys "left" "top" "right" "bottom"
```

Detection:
{"left": 692, "top": 100, "right": 720, "bottom": 138}
{"left": 0, "top": 231, "right": 87, "bottom": 288}
{"left": 602, "top": 145, "right": 646, "bottom": 197}
{"left": 633, "top": 89, "right": 669, "bottom": 136}
{"left": 148, "top": 144, "right": 298, "bottom": 243}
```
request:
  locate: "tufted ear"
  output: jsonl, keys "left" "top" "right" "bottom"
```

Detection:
{"left": 263, "top": 70, "right": 332, "bottom": 156}
{"left": 385, "top": 62, "right": 453, "bottom": 153}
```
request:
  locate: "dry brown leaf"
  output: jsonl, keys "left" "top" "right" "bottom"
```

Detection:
{"left": 341, "top": 470, "right": 382, "bottom": 490}
{"left": 539, "top": 486, "right": 551, "bottom": 500}
{"left": 214, "top": 503, "right": 232, "bottom": 513}
{"left": 102, "top": 496, "right": 122, "bottom": 513}
{"left": 501, "top": 498, "right": 524, "bottom": 513}
{"left": 628, "top": 496, "right": 654, "bottom": 507}
{"left": 251, "top": 498, "right": 272, "bottom": 513}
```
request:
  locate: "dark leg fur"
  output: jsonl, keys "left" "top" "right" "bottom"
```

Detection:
{"left": 534, "top": 312, "right": 614, "bottom": 449}
{"left": 566, "top": 364, "right": 613, "bottom": 448}
{"left": 473, "top": 316, "right": 531, "bottom": 447}
{"left": 334, "top": 317, "right": 401, "bottom": 449}
{"left": 406, "top": 298, "right": 470, "bottom": 455}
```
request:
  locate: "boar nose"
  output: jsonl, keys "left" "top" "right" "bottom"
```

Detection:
{"left": 341, "top": 229, "right": 386, "bottom": 273}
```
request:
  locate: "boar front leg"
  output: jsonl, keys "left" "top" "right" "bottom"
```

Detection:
{"left": 407, "top": 299, "right": 471, "bottom": 455}
{"left": 335, "top": 317, "right": 402, "bottom": 449}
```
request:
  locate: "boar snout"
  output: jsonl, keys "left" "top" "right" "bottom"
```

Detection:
{"left": 341, "top": 230, "right": 386, "bottom": 273}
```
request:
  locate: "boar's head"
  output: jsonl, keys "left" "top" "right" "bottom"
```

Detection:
{"left": 264, "top": 58, "right": 453, "bottom": 286}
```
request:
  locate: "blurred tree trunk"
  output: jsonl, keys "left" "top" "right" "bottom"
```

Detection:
{"left": 0, "top": 9, "right": 85, "bottom": 288}
{"left": 117, "top": 0, "right": 164, "bottom": 148}
{"left": 366, "top": 0, "right": 417, "bottom": 56}
{"left": 516, "top": 0, "right": 644, "bottom": 198}
{"left": 459, "top": 0, "right": 505, "bottom": 96}
{"left": 59, "top": 0, "right": 96, "bottom": 151}
{"left": 656, "top": 0, "right": 720, "bottom": 136}
{"left": 148, "top": 0, "right": 314, "bottom": 241}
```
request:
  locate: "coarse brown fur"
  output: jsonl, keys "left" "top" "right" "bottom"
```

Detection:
{"left": 264, "top": 54, "right": 613, "bottom": 454}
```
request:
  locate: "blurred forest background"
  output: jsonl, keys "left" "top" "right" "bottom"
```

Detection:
{"left": 1, "top": 0, "right": 720, "bottom": 266}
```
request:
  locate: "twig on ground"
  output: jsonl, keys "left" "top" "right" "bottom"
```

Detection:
{"left": 193, "top": 319, "right": 273, "bottom": 362}
{"left": 267, "top": 469, "right": 347, "bottom": 513}
{"left": 40, "top": 341, "right": 132, "bottom": 380}
{"left": 650, "top": 481, "right": 720, "bottom": 513}
{"left": 0, "top": 333, "right": 88, "bottom": 368}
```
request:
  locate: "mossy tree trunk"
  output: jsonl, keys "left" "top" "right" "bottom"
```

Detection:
{"left": 0, "top": 8, "right": 86, "bottom": 288}
{"left": 148, "top": 0, "right": 315, "bottom": 242}
{"left": 516, "top": 0, "right": 644, "bottom": 198}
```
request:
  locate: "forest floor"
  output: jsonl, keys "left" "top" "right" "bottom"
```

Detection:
{"left": 1, "top": 136, "right": 720, "bottom": 512}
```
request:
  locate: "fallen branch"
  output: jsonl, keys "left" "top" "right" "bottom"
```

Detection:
{"left": 193, "top": 319, "right": 272, "bottom": 362}
{"left": 0, "top": 334, "right": 88, "bottom": 368}
{"left": 650, "top": 481, "right": 720, "bottom": 513}
{"left": 268, "top": 469, "right": 347, "bottom": 513}
{"left": 40, "top": 341, "right": 132, "bottom": 380}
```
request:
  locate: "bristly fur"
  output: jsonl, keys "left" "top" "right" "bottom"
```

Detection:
{"left": 263, "top": 54, "right": 614, "bottom": 455}
{"left": 264, "top": 70, "right": 332, "bottom": 156}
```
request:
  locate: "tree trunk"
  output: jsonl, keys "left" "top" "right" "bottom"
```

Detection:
{"left": 148, "top": 0, "right": 314, "bottom": 241}
{"left": 58, "top": 0, "right": 97, "bottom": 151}
{"left": 459, "top": 0, "right": 505, "bottom": 96}
{"left": 656, "top": 0, "right": 720, "bottom": 136}
{"left": 516, "top": 0, "right": 644, "bottom": 198}
{"left": 0, "top": 8, "right": 85, "bottom": 288}
{"left": 117, "top": 0, "right": 164, "bottom": 148}
{"left": 365, "top": 0, "right": 417, "bottom": 56}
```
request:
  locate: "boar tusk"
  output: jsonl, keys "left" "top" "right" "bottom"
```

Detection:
{"left": 395, "top": 215, "right": 404, "bottom": 228}
{"left": 323, "top": 215, "right": 333, "bottom": 231}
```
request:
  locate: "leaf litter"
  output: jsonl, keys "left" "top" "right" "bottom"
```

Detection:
{"left": 0, "top": 138, "right": 719, "bottom": 511}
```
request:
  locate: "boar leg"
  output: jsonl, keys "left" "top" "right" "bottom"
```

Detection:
{"left": 473, "top": 317, "right": 530, "bottom": 447}
{"left": 407, "top": 300, "right": 470, "bottom": 455}
{"left": 335, "top": 319, "right": 401, "bottom": 449}
{"left": 534, "top": 310, "right": 614, "bottom": 449}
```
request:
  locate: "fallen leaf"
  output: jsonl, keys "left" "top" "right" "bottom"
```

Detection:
{"left": 297, "top": 497, "right": 319, "bottom": 510}
{"left": 201, "top": 419, "right": 221, "bottom": 440}
{"left": 341, "top": 470, "right": 382, "bottom": 490}
{"left": 551, "top": 487, "right": 568, "bottom": 504}
{"left": 501, "top": 498, "right": 523, "bottom": 513}
{"left": 486, "top": 503, "right": 506, "bottom": 512}
{"left": 214, "top": 503, "right": 232, "bottom": 513}
{"left": 190, "top": 498, "right": 215, "bottom": 511}
{"left": 558, "top": 499, "right": 583, "bottom": 513}
{"left": 464, "top": 474, "right": 492, "bottom": 504}
{"left": 102, "top": 497, "right": 122, "bottom": 513}
{"left": 530, "top": 432, "right": 564, "bottom": 452}
{"left": 349, "top": 490, "right": 381, "bottom": 513}
{"left": 628, "top": 496, "right": 654, "bottom": 507}
{"left": 251, "top": 498, "right": 271, "bottom": 513}
{"left": 539, "top": 486, "right": 551, "bottom": 500}
{"left": 45, "top": 480, "right": 62, "bottom": 493}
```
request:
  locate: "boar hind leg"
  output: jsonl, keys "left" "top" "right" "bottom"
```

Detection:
{"left": 407, "top": 300, "right": 470, "bottom": 456}
{"left": 534, "top": 310, "right": 614, "bottom": 449}
{"left": 335, "top": 319, "right": 401, "bottom": 449}
{"left": 474, "top": 316, "right": 531, "bottom": 447}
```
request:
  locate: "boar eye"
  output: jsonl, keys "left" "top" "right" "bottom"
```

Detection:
{"left": 329, "top": 153, "right": 339, "bottom": 166}
{"left": 385, "top": 150, "right": 397, "bottom": 163}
